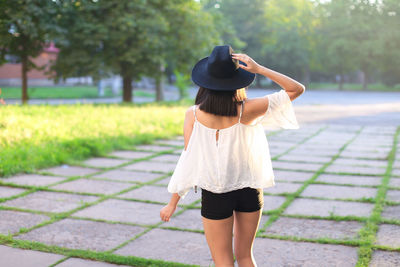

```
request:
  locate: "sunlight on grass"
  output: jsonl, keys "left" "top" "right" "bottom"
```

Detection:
{"left": 0, "top": 102, "right": 190, "bottom": 177}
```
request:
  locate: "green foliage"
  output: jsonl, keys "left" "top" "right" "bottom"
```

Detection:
{"left": 0, "top": 103, "right": 190, "bottom": 177}
{"left": 173, "top": 70, "right": 191, "bottom": 100}
{"left": 0, "top": 0, "right": 59, "bottom": 68}
{"left": 1, "top": 86, "right": 116, "bottom": 99}
{"left": 0, "top": 0, "right": 62, "bottom": 102}
{"left": 50, "top": 0, "right": 221, "bottom": 102}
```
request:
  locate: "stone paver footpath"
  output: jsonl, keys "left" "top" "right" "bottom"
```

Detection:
{"left": 0, "top": 123, "right": 399, "bottom": 267}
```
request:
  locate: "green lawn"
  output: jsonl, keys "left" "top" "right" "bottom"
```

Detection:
{"left": 0, "top": 86, "right": 155, "bottom": 99}
{"left": 308, "top": 82, "right": 400, "bottom": 91}
{"left": 0, "top": 99, "right": 192, "bottom": 177}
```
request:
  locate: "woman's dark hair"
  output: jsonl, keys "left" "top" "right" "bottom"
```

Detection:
{"left": 194, "top": 87, "right": 240, "bottom": 116}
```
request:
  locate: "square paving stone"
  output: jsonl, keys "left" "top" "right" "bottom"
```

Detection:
{"left": 164, "top": 209, "right": 203, "bottom": 230}
{"left": 258, "top": 215, "right": 271, "bottom": 230}
{"left": 73, "top": 199, "right": 173, "bottom": 225}
{"left": 91, "top": 169, "right": 162, "bottom": 183}
{"left": 265, "top": 217, "right": 363, "bottom": 240}
{"left": 0, "top": 186, "right": 26, "bottom": 198}
{"left": 334, "top": 158, "right": 387, "bottom": 168}
{"left": 2, "top": 191, "right": 98, "bottom": 213}
{"left": 381, "top": 204, "right": 400, "bottom": 221}
{"left": 289, "top": 148, "right": 338, "bottom": 157}
{"left": 114, "top": 228, "right": 212, "bottom": 266}
{"left": 252, "top": 237, "right": 358, "bottom": 267}
{"left": 149, "top": 154, "right": 180, "bottom": 163}
{"left": 264, "top": 182, "right": 303, "bottom": 195}
{"left": 50, "top": 179, "right": 133, "bottom": 195}
{"left": 317, "top": 174, "right": 382, "bottom": 186}
{"left": 0, "top": 210, "right": 50, "bottom": 235}
{"left": 153, "top": 176, "right": 171, "bottom": 185}
{"left": 375, "top": 224, "right": 400, "bottom": 248}
{"left": 274, "top": 170, "right": 313, "bottom": 182}
{"left": 340, "top": 150, "right": 389, "bottom": 160}
{"left": 134, "top": 145, "right": 174, "bottom": 152}
{"left": 118, "top": 185, "right": 200, "bottom": 205}
{"left": 108, "top": 150, "right": 153, "bottom": 159}
{"left": 0, "top": 245, "right": 64, "bottom": 267}
{"left": 324, "top": 164, "right": 386, "bottom": 175}
{"left": 386, "top": 190, "right": 400, "bottom": 202}
{"left": 16, "top": 218, "right": 144, "bottom": 251}
{"left": 262, "top": 195, "right": 287, "bottom": 212}
{"left": 272, "top": 161, "right": 323, "bottom": 172}
{"left": 122, "top": 161, "right": 176, "bottom": 173}
{"left": 82, "top": 157, "right": 130, "bottom": 168}
{"left": 390, "top": 177, "right": 400, "bottom": 188}
{"left": 369, "top": 250, "right": 400, "bottom": 267}
{"left": 301, "top": 184, "right": 377, "bottom": 200}
{"left": 2, "top": 174, "right": 66, "bottom": 187}
{"left": 57, "top": 258, "right": 131, "bottom": 267}
{"left": 40, "top": 165, "right": 100, "bottom": 177}
{"left": 283, "top": 198, "right": 374, "bottom": 217}
{"left": 278, "top": 154, "right": 331, "bottom": 164}
{"left": 154, "top": 139, "right": 184, "bottom": 147}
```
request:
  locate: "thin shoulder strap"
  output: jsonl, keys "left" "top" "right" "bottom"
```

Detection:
{"left": 192, "top": 105, "right": 198, "bottom": 121}
{"left": 238, "top": 100, "right": 244, "bottom": 123}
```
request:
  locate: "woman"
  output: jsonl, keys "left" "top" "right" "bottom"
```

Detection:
{"left": 160, "top": 45, "right": 304, "bottom": 267}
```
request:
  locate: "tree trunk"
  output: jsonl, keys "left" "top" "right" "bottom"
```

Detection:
{"left": 362, "top": 71, "right": 368, "bottom": 90}
{"left": 156, "top": 64, "right": 165, "bottom": 102}
{"left": 339, "top": 74, "right": 343, "bottom": 90}
{"left": 21, "top": 55, "right": 28, "bottom": 104}
{"left": 155, "top": 75, "right": 164, "bottom": 102}
{"left": 122, "top": 76, "right": 133, "bottom": 103}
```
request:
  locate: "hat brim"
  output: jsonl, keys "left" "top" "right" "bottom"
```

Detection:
{"left": 191, "top": 57, "right": 256, "bottom": 91}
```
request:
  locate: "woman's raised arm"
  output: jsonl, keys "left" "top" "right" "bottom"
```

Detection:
{"left": 231, "top": 53, "right": 305, "bottom": 101}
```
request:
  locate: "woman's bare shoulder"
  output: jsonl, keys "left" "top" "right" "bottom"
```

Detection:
{"left": 244, "top": 96, "right": 269, "bottom": 118}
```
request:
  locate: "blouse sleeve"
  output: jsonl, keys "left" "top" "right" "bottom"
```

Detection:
{"left": 167, "top": 149, "right": 191, "bottom": 199}
{"left": 257, "top": 89, "right": 299, "bottom": 129}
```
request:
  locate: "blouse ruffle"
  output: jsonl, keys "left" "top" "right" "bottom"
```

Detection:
{"left": 167, "top": 89, "right": 300, "bottom": 199}
{"left": 260, "top": 89, "right": 299, "bottom": 130}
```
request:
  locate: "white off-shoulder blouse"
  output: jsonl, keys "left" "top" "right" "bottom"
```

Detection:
{"left": 167, "top": 89, "right": 299, "bottom": 199}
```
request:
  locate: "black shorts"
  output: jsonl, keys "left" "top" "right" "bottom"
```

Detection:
{"left": 201, "top": 187, "right": 264, "bottom": 220}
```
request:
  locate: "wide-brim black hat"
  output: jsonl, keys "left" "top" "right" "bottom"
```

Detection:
{"left": 191, "top": 45, "right": 255, "bottom": 91}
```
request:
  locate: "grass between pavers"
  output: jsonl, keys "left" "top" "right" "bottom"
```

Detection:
{"left": 355, "top": 126, "right": 400, "bottom": 267}
{"left": 0, "top": 235, "right": 195, "bottom": 267}
{"left": 0, "top": 99, "right": 193, "bottom": 177}
{"left": 272, "top": 126, "right": 329, "bottom": 161}
{"left": 0, "top": 148, "right": 206, "bottom": 266}
{"left": 1, "top": 127, "right": 399, "bottom": 265}
{"left": 258, "top": 126, "right": 364, "bottom": 238}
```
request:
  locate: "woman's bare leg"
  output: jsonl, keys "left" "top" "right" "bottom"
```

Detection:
{"left": 202, "top": 215, "right": 235, "bottom": 267}
{"left": 233, "top": 209, "right": 262, "bottom": 267}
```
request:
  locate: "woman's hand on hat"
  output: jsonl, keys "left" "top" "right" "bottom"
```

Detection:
{"left": 232, "top": 53, "right": 261, "bottom": 74}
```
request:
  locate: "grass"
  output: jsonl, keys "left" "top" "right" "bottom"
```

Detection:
{"left": 0, "top": 86, "right": 155, "bottom": 99}
{"left": 307, "top": 82, "right": 400, "bottom": 92}
{"left": 355, "top": 126, "right": 399, "bottom": 267}
{"left": 0, "top": 99, "right": 193, "bottom": 177}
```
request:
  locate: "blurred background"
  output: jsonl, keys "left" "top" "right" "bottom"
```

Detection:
{"left": 0, "top": 0, "right": 399, "bottom": 104}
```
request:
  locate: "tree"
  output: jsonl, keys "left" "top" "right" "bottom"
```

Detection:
{"left": 377, "top": 0, "right": 400, "bottom": 86}
{"left": 202, "top": 0, "right": 265, "bottom": 86}
{"left": 314, "top": 0, "right": 358, "bottom": 89}
{"left": 350, "top": 0, "right": 385, "bottom": 90}
{"left": 0, "top": 0, "right": 59, "bottom": 104}
{"left": 260, "top": 0, "right": 318, "bottom": 88}
{"left": 51, "top": 0, "right": 220, "bottom": 102}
